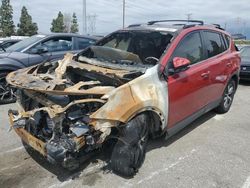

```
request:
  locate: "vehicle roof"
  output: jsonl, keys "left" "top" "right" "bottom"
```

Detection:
{"left": 123, "top": 24, "right": 181, "bottom": 33}
{"left": 40, "top": 33, "right": 99, "bottom": 40}
{"left": 0, "top": 39, "right": 22, "bottom": 42}
{"left": 123, "top": 21, "right": 230, "bottom": 36}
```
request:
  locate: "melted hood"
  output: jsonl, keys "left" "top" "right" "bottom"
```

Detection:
{"left": 6, "top": 53, "right": 145, "bottom": 96}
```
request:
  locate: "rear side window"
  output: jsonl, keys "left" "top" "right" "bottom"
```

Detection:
{"left": 172, "top": 32, "right": 204, "bottom": 64}
{"left": 204, "top": 31, "right": 225, "bottom": 58}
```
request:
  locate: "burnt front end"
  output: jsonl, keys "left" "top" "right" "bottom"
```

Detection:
{"left": 8, "top": 97, "right": 106, "bottom": 170}
{"left": 7, "top": 53, "right": 146, "bottom": 170}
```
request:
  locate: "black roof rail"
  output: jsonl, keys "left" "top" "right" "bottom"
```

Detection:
{"left": 211, "top": 24, "right": 225, "bottom": 30}
{"left": 128, "top": 23, "right": 142, "bottom": 28}
{"left": 148, "top": 19, "right": 204, "bottom": 26}
{"left": 183, "top": 24, "right": 198, "bottom": 29}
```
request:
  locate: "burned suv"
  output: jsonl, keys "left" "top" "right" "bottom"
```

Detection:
{"left": 7, "top": 20, "right": 240, "bottom": 177}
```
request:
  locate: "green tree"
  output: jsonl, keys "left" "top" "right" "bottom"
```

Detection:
{"left": 50, "top": 11, "right": 65, "bottom": 33}
{"left": 17, "top": 6, "right": 38, "bottom": 36}
{"left": 70, "top": 13, "right": 79, "bottom": 33}
{"left": 0, "top": 0, "right": 15, "bottom": 37}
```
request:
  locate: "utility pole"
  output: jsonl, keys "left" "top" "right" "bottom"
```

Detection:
{"left": 242, "top": 21, "right": 246, "bottom": 35}
{"left": 236, "top": 17, "right": 241, "bottom": 34}
{"left": 83, "top": 0, "right": 87, "bottom": 34}
{"left": 224, "top": 22, "right": 227, "bottom": 30}
{"left": 123, "top": 0, "right": 125, "bottom": 28}
{"left": 186, "top": 13, "right": 192, "bottom": 22}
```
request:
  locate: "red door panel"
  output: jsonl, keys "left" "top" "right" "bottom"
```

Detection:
{"left": 167, "top": 63, "right": 210, "bottom": 129}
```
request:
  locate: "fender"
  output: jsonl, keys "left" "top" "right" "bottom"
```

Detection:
{"left": 90, "top": 65, "right": 169, "bottom": 130}
{"left": 0, "top": 58, "right": 26, "bottom": 71}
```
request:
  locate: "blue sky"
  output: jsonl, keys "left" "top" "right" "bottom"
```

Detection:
{"left": 11, "top": 0, "right": 250, "bottom": 38}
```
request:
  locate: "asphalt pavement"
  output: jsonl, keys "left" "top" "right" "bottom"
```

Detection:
{"left": 0, "top": 82, "right": 250, "bottom": 188}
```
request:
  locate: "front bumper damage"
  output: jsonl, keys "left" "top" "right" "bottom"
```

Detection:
{"left": 8, "top": 103, "right": 115, "bottom": 169}
{"left": 9, "top": 111, "right": 47, "bottom": 156}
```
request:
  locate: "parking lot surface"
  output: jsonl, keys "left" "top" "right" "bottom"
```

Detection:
{"left": 0, "top": 82, "right": 250, "bottom": 188}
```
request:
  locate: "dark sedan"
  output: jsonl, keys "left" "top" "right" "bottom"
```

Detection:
{"left": 0, "top": 33, "right": 98, "bottom": 104}
{"left": 240, "top": 46, "right": 250, "bottom": 81}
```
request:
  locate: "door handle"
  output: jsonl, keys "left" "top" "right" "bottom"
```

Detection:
{"left": 201, "top": 71, "right": 210, "bottom": 78}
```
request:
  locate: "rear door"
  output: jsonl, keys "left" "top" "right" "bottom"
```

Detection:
{"left": 167, "top": 31, "right": 211, "bottom": 129}
{"left": 201, "top": 31, "right": 230, "bottom": 102}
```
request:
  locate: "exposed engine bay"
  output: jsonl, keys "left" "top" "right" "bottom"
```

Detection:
{"left": 7, "top": 30, "right": 173, "bottom": 171}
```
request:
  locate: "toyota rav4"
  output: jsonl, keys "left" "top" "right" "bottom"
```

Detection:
{"left": 7, "top": 20, "right": 240, "bottom": 177}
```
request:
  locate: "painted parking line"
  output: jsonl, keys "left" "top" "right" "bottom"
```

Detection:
{"left": 135, "top": 149, "right": 197, "bottom": 185}
{"left": 213, "top": 115, "right": 225, "bottom": 121}
{"left": 0, "top": 146, "right": 24, "bottom": 155}
{"left": 0, "top": 163, "right": 25, "bottom": 172}
{"left": 120, "top": 149, "right": 198, "bottom": 187}
{"left": 242, "top": 176, "right": 250, "bottom": 188}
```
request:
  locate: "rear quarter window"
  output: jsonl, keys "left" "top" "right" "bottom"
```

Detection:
{"left": 204, "top": 31, "right": 226, "bottom": 58}
{"left": 223, "top": 34, "right": 231, "bottom": 49}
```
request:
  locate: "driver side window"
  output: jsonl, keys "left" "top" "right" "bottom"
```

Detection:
{"left": 172, "top": 32, "right": 204, "bottom": 65}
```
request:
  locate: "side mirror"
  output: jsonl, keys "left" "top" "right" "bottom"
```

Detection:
{"left": 173, "top": 57, "right": 191, "bottom": 69}
{"left": 168, "top": 57, "right": 190, "bottom": 75}
{"left": 161, "top": 57, "right": 191, "bottom": 79}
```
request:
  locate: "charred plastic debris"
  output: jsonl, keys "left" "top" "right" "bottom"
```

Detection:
{"left": 7, "top": 30, "right": 173, "bottom": 176}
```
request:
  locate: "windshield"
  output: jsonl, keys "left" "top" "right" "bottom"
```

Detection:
{"left": 78, "top": 31, "right": 173, "bottom": 69}
{"left": 96, "top": 31, "right": 173, "bottom": 62}
{"left": 5, "top": 35, "right": 45, "bottom": 53}
{"left": 240, "top": 46, "right": 250, "bottom": 58}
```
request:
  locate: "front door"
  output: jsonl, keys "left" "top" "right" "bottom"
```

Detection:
{"left": 166, "top": 31, "right": 210, "bottom": 129}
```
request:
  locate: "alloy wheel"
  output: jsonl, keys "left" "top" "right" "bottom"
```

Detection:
{"left": 223, "top": 82, "right": 235, "bottom": 109}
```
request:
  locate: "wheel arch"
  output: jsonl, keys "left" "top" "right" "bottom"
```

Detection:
{"left": 125, "top": 108, "right": 166, "bottom": 138}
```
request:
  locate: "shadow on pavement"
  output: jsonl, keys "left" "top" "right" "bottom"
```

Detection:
{"left": 146, "top": 111, "right": 216, "bottom": 152}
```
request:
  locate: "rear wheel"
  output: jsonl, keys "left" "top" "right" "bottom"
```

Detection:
{"left": 0, "top": 72, "right": 16, "bottom": 104}
{"left": 111, "top": 114, "right": 149, "bottom": 177}
{"left": 215, "top": 79, "right": 236, "bottom": 114}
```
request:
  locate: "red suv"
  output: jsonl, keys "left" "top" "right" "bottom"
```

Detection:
{"left": 7, "top": 20, "right": 240, "bottom": 177}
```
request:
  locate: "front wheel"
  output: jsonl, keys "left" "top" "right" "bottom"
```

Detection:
{"left": 110, "top": 114, "right": 149, "bottom": 177}
{"left": 214, "top": 79, "right": 236, "bottom": 114}
{"left": 0, "top": 72, "right": 16, "bottom": 104}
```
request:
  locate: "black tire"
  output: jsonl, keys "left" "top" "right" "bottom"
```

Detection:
{"left": 111, "top": 114, "right": 149, "bottom": 177}
{"left": 0, "top": 71, "right": 16, "bottom": 104}
{"left": 214, "top": 79, "right": 236, "bottom": 114}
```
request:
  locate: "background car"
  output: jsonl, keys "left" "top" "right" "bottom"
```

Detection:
{"left": 0, "top": 39, "right": 22, "bottom": 52}
{"left": 239, "top": 46, "right": 250, "bottom": 81}
{"left": 0, "top": 33, "right": 98, "bottom": 104}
